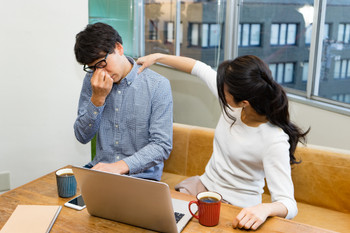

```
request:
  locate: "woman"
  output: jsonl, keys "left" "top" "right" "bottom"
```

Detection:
{"left": 137, "top": 54, "right": 309, "bottom": 230}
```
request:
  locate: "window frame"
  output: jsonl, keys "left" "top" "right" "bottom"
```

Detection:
{"left": 133, "top": 0, "right": 350, "bottom": 116}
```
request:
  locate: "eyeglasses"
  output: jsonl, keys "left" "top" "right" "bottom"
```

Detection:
{"left": 83, "top": 52, "right": 109, "bottom": 73}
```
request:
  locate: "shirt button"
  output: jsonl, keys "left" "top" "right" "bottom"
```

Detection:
{"left": 116, "top": 156, "right": 120, "bottom": 160}
{"left": 89, "top": 124, "right": 92, "bottom": 127}
{"left": 115, "top": 124, "right": 119, "bottom": 128}
{"left": 93, "top": 111, "right": 98, "bottom": 115}
{"left": 115, "top": 108, "right": 119, "bottom": 112}
{"left": 118, "top": 91, "right": 121, "bottom": 94}
{"left": 128, "top": 82, "right": 131, "bottom": 85}
{"left": 115, "top": 141, "right": 119, "bottom": 145}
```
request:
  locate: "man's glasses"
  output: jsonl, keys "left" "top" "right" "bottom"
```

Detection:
{"left": 83, "top": 52, "right": 109, "bottom": 73}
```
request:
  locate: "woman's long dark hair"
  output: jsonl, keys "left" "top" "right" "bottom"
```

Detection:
{"left": 217, "top": 55, "right": 309, "bottom": 164}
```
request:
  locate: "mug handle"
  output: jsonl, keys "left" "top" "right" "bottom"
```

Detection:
{"left": 188, "top": 200, "right": 199, "bottom": 219}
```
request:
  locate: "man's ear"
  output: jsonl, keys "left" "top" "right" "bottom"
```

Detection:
{"left": 115, "top": 42, "right": 124, "bottom": 55}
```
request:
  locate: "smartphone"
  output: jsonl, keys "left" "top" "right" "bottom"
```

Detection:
{"left": 64, "top": 195, "right": 86, "bottom": 210}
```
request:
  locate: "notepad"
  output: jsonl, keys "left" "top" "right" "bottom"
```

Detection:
{"left": 0, "top": 205, "right": 62, "bottom": 233}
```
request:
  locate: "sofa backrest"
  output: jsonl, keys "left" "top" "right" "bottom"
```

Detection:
{"left": 165, "top": 123, "right": 350, "bottom": 213}
{"left": 164, "top": 123, "right": 214, "bottom": 176}
{"left": 291, "top": 146, "right": 350, "bottom": 213}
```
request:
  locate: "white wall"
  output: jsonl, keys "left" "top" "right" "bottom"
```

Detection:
{"left": 0, "top": 0, "right": 90, "bottom": 189}
{"left": 151, "top": 65, "right": 350, "bottom": 152}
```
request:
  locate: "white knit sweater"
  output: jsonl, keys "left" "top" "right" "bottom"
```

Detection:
{"left": 192, "top": 61, "right": 298, "bottom": 219}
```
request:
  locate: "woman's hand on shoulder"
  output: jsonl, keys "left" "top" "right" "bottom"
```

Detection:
{"left": 232, "top": 203, "right": 270, "bottom": 230}
{"left": 136, "top": 53, "right": 162, "bottom": 74}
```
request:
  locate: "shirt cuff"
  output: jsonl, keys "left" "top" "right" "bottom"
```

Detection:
{"left": 278, "top": 199, "right": 298, "bottom": 219}
{"left": 123, "top": 156, "right": 140, "bottom": 175}
{"left": 87, "top": 100, "right": 105, "bottom": 119}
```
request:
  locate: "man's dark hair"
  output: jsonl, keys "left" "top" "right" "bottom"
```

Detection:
{"left": 74, "top": 22, "right": 123, "bottom": 65}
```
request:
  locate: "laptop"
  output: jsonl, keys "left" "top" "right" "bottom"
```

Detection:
{"left": 72, "top": 166, "right": 197, "bottom": 233}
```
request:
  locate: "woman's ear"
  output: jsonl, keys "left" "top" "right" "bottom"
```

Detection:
{"left": 241, "top": 100, "right": 250, "bottom": 109}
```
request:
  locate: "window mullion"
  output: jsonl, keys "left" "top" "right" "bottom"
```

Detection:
{"left": 135, "top": 0, "right": 144, "bottom": 57}
{"left": 307, "top": 0, "right": 326, "bottom": 98}
{"left": 175, "top": 0, "right": 181, "bottom": 56}
{"left": 225, "top": 0, "right": 239, "bottom": 60}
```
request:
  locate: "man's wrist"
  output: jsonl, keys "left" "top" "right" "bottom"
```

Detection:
{"left": 91, "top": 95, "right": 105, "bottom": 107}
{"left": 115, "top": 160, "right": 130, "bottom": 174}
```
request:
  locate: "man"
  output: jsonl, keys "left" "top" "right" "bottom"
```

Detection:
{"left": 73, "top": 23, "right": 173, "bottom": 181}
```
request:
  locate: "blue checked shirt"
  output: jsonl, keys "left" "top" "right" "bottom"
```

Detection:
{"left": 74, "top": 57, "right": 173, "bottom": 181}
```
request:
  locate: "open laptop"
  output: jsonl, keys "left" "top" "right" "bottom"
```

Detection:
{"left": 72, "top": 166, "right": 196, "bottom": 233}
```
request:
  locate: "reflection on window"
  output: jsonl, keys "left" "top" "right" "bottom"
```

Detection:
{"left": 269, "top": 63, "right": 295, "bottom": 84}
{"left": 238, "top": 24, "right": 261, "bottom": 47}
{"left": 270, "top": 23, "right": 297, "bottom": 45}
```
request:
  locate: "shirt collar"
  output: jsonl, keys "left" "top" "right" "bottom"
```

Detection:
{"left": 122, "top": 56, "right": 139, "bottom": 86}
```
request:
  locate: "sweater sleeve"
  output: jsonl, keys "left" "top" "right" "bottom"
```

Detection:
{"left": 191, "top": 60, "right": 218, "bottom": 98}
{"left": 263, "top": 133, "right": 298, "bottom": 219}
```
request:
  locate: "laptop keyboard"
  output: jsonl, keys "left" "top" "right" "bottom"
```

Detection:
{"left": 174, "top": 212, "right": 185, "bottom": 223}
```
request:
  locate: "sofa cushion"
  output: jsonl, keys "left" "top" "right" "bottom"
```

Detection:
{"left": 161, "top": 172, "right": 188, "bottom": 190}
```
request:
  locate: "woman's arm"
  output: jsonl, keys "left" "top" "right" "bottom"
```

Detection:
{"left": 232, "top": 202, "right": 287, "bottom": 230}
{"left": 136, "top": 53, "right": 196, "bottom": 74}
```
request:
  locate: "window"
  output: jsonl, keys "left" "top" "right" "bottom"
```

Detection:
{"left": 317, "top": 3, "right": 350, "bottom": 105}
{"left": 270, "top": 23, "right": 297, "bottom": 46}
{"left": 337, "top": 23, "right": 350, "bottom": 43}
{"left": 89, "top": 0, "right": 350, "bottom": 112}
{"left": 144, "top": 0, "right": 225, "bottom": 67}
{"left": 188, "top": 23, "right": 222, "bottom": 48}
{"left": 149, "top": 20, "right": 159, "bottom": 40}
{"left": 305, "top": 23, "right": 330, "bottom": 44}
{"left": 238, "top": 23, "right": 261, "bottom": 47}
{"left": 269, "top": 63, "right": 295, "bottom": 84}
{"left": 88, "top": 0, "right": 135, "bottom": 57}
{"left": 334, "top": 59, "right": 350, "bottom": 79}
{"left": 189, "top": 23, "right": 200, "bottom": 46}
{"left": 302, "top": 62, "right": 309, "bottom": 82}
{"left": 165, "top": 22, "right": 174, "bottom": 43}
{"left": 332, "top": 94, "right": 350, "bottom": 104}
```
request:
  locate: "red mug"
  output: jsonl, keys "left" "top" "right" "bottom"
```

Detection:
{"left": 188, "top": 191, "right": 222, "bottom": 227}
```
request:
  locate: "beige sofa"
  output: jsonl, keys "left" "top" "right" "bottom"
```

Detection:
{"left": 161, "top": 123, "right": 350, "bottom": 233}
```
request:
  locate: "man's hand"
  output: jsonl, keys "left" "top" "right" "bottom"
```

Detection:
{"left": 91, "top": 160, "right": 129, "bottom": 175}
{"left": 90, "top": 69, "right": 113, "bottom": 106}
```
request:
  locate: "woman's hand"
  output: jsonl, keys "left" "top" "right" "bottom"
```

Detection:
{"left": 232, "top": 204, "right": 269, "bottom": 230}
{"left": 136, "top": 53, "right": 162, "bottom": 74}
{"left": 232, "top": 202, "right": 287, "bottom": 230}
